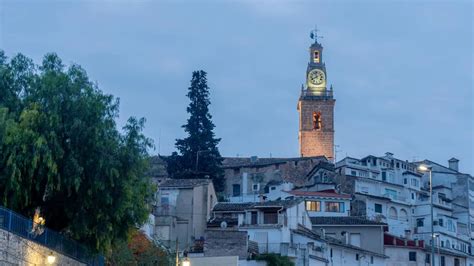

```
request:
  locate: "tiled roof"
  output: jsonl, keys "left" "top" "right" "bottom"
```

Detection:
{"left": 310, "top": 216, "right": 387, "bottom": 226}
{"left": 222, "top": 156, "right": 326, "bottom": 168}
{"left": 285, "top": 190, "right": 351, "bottom": 199}
{"left": 213, "top": 202, "right": 255, "bottom": 212}
{"left": 207, "top": 217, "right": 239, "bottom": 228}
{"left": 213, "top": 199, "right": 302, "bottom": 212}
{"left": 159, "top": 179, "right": 211, "bottom": 188}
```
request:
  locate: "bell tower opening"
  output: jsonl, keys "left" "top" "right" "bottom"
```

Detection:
{"left": 313, "top": 112, "right": 322, "bottom": 130}
{"left": 297, "top": 27, "right": 335, "bottom": 161}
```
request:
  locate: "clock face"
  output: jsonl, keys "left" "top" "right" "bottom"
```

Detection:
{"left": 308, "top": 69, "right": 325, "bottom": 86}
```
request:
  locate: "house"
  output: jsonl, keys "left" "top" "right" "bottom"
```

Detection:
{"left": 284, "top": 189, "right": 351, "bottom": 217}
{"left": 310, "top": 216, "right": 387, "bottom": 256}
{"left": 154, "top": 179, "right": 217, "bottom": 250}
{"left": 222, "top": 156, "right": 327, "bottom": 200}
{"left": 336, "top": 153, "right": 422, "bottom": 237}
{"left": 210, "top": 199, "right": 319, "bottom": 263}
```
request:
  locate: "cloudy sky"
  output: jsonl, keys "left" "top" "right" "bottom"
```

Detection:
{"left": 1, "top": 0, "right": 472, "bottom": 173}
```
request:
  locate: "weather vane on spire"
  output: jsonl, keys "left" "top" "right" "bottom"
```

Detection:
{"left": 310, "top": 25, "right": 323, "bottom": 43}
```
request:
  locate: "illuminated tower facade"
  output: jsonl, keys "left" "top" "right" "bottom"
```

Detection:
{"left": 297, "top": 29, "right": 335, "bottom": 160}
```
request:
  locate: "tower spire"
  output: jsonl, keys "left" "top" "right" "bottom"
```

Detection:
{"left": 310, "top": 25, "right": 323, "bottom": 43}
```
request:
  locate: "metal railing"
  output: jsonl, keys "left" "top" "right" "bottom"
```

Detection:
{"left": 300, "top": 89, "right": 333, "bottom": 99}
{"left": 0, "top": 206, "right": 104, "bottom": 266}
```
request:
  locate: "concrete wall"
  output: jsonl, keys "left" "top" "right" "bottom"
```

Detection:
{"left": 0, "top": 228, "right": 85, "bottom": 266}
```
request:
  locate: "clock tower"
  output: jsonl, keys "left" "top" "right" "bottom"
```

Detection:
{"left": 297, "top": 29, "right": 335, "bottom": 160}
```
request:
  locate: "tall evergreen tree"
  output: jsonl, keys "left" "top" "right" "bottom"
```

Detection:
{"left": 167, "top": 70, "right": 225, "bottom": 192}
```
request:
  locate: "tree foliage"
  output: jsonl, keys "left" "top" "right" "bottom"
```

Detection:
{"left": 108, "top": 230, "right": 171, "bottom": 265}
{"left": 0, "top": 51, "right": 154, "bottom": 252}
{"left": 166, "top": 70, "right": 225, "bottom": 192}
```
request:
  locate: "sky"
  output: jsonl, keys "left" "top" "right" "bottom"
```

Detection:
{"left": 1, "top": 0, "right": 473, "bottom": 173}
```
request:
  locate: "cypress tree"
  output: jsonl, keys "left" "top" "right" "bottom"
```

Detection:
{"left": 168, "top": 70, "right": 225, "bottom": 192}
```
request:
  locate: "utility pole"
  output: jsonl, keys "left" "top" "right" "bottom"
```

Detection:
{"left": 175, "top": 238, "right": 179, "bottom": 266}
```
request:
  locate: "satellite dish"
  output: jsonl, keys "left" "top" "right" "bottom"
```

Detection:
{"left": 220, "top": 221, "right": 228, "bottom": 229}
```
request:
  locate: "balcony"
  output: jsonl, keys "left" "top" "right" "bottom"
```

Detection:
{"left": 300, "top": 89, "right": 333, "bottom": 100}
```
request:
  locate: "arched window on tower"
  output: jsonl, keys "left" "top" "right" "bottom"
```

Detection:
{"left": 313, "top": 51, "right": 320, "bottom": 63}
{"left": 313, "top": 112, "right": 322, "bottom": 130}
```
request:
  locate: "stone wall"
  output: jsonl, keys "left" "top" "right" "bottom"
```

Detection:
{"left": 298, "top": 98, "right": 335, "bottom": 160}
{"left": 0, "top": 228, "right": 85, "bottom": 266}
{"left": 204, "top": 229, "right": 248, "bottom": 259}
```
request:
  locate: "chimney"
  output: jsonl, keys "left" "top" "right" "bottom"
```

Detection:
{"left": 448, "top": 158, "right": 459, "bottom": 172}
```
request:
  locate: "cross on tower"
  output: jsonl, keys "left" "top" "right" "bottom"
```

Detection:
{"left": 310, "top": 26, "right": 323, "bottom": 43}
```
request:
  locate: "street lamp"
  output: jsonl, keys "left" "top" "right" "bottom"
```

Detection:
{"left": 182, "top": 257, "right": 191, "bottom": 266}
{"left": 418, "top": 164, "right": 434, "bottom": 266}
{"left": 46, "top": 252, "right": 56, "bottom": 264}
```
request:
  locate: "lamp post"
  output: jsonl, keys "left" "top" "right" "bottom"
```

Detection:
{"left": 418, "top": 164, "right": 434, "bottom": 266}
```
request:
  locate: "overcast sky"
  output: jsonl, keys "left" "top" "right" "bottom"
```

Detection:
{"left": 1, "top": 0, "right": 472, "bottom": 173}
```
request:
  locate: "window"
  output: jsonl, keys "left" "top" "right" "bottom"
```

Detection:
{"left": 233, "top": 168, "right": 240, "bottom": 175}
{"left": 330, "top": 248, "right": 333, "bottom": 258}
{"left": 370, "top": 256, "right": 374, "bottom": 264}
{"left": 411, "top": 179, "right": 419, "bottom": 187}
{"left": 455, "top": 258, "right": 460, "bottom": 266}
{"left": 161, "top": 197, "right": 169, "bottom": 205}
{"left": 326, "top": 202, "right": 345, "bottom": 213}
{"left": 271, "top": 186, "right": 276, "bottom": 190}
{"left": 396, "top": 162, "right": 400, "bottom": 168}
{"left": 253, "top": 184, "right": 259, "bottom": 191}
{"left": 313, "top": 112, "right": 322, "bottom": 130}
{"left": 375, "top": 203, "right": 382, "bottom": 213}
{"left": 411, "top": 193, "right": 415, "bottom": 200}
{"left": 251, "top": 212, "right": 257, "bottom": 225}
{"left": 439, "top": 218, "right": 444, "bottom": 227}
{"left": 447, "top": 219, "right": 455, "bottom": 232}
{"left": 441, "top": 256, "right": 445, "bottom": 266}
{"left": 356, "top": 254, "right": 359, "bottom": 261}
{"left": 263, "top": 211, "right": 278, "bottom": 224}
{"left": 351, "top": 170, "right": 357, "bottom": 176}
{"left": 416, "top": 218, "right": 424, "bottom": 227}
{"left": 409, "top": 251, "right": 416, "bottom": 261}
{"left": 306, "top": 201, "right": 321, "bottom": 212}
{"left": 232, "top": 184, "right": 241, "bottom": 196}
{"left": 382, "top": 172, "right": 387, "bottom": 181}
{"left": 313, "top": 50, "right": 320, "bottom": 63}
{"left": 425, "top": 254, "right": 430, "bottom": 264}
{"left": 404, "top": 178, "right": 407, "bottom": 185}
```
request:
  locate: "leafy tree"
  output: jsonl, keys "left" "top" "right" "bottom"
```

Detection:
{"left": 108, "top": 230, "right": 171, "bottom": 265}
{"left": 0, "top": 51, "right": 154, "bottom": 253}
{"left": 166, "top": 70, "right": 225, "bottom": 192}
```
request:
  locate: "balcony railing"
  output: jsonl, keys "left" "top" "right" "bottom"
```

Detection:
{"left": 300, "top": 89, "right": 333, "bottom": 99}
{"left": 0, "top": 206, "right": 103, "bottom": 266}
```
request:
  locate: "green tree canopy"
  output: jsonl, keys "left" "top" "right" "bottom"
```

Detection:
{"left": 167, "top": 70, "right": 225, "bottom": 192}
{"left": 0, "top": 51, "right": 154, "bottom": 253}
